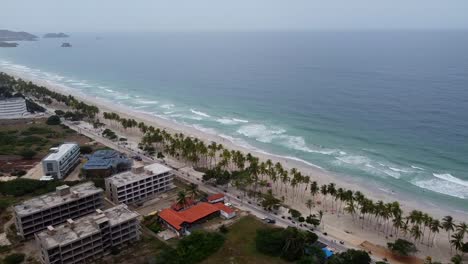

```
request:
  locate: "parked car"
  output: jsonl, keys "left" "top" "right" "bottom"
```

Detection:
{"left": 263, "top": 218, "right": 276, "bottom": 224}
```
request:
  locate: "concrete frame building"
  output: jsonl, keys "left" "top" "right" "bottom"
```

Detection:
{"left": 0, "top": 97, "right": 27, "bottom": 118}
{"left": 35, "top": 204, "right": 140, "bottom": 264}
{"left": 42, "top": 143, "right": 80, "bottom": 179}
{"left": 13, "top": 182, "right": 104, "bottom": 238}
{"left": 105, "top": 163, "right": 173, "bottom": 205}
{"left": 82, "top": 150, "right": 132, "bottom": 178}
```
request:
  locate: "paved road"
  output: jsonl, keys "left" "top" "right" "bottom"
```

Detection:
{"left": 63, "top": 119, "right": 381, "bottom": 263}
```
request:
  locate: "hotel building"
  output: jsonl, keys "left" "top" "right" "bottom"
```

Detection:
{"left": 42, "top": 143, "right": 80, "bottom": 179}
{"left": 105, "top": 163, "right": 173, "bottom": 205}
{"left": 13, "top": 182, "right": 104, "bottom": 238}
{"left": 35, "top": 204, "right": 140, "bottom": 264}
{"left": 0, "top": 97, "right": 27, "bottom": 118}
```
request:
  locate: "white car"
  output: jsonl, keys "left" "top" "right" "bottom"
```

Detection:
{"left": 224, "top": 202, "right": 232, "bottom": 207}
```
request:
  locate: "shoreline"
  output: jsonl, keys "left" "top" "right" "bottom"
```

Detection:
{"left": 3, "top": 68, "right": 465, "bottom": 222}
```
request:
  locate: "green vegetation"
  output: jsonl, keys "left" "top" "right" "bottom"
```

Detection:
{"left": 19, "top": 149, "right": 37, "bottom": 160}
{"left": 2, "top": 253, "right": 25, "bottom": 264}
{"left": 46, "top": 115, "right": 61, "bottom": 125}
{"left": 204, "top": 216, "right": 288, "bottom": 264}
{"left": 79, "top": 145, "right": 93, "bottom": 154}
{"left": 0, "top": 178, "right": 80, "bottom": 197}
{"left": 102, "top": 128, "right": 118, "bottom": 140}
{"left": 157, "top": 231, "right": 225, "bottom": 264}
{"left": 387, "top": 239, "right": 418, "bottom": 256}
{"left": 327, "top": 249, "right": 371, "bottom": 264}
{"left": 256, "top": 226, "right": 318, "bottom": 262}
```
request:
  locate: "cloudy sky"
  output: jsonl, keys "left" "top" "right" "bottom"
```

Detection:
{"left": 2, "top": 0, "right": 468, "bottom": 32}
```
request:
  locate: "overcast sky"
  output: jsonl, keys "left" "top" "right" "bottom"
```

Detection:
{"left": 2, "top": 0, "right": 468, "bottom": 32}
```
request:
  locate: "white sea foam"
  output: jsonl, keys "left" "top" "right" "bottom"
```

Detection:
{"left": 137, "top": 99, "right": 159, "bottom": 105}
{"left": 160, "top": 104, "right": 174, "bottom": 109}
{"left": 105, "top": 89, "right": 114, "bottom": 93}
{"left": 216, "top": 118, "right": 240, "bottom": 125}
{"left": 412, "top": 178, "right": 467, "bottom": 199}
{"left": 191, "top": 124, "right": 217, "bottom": 135}
{"left": 433, "top": 173, "right": 468, "bottom": 187}
{"left": 190, "top": 109, "right": 211, "bottom": 118}
{"left": 389, "top": 167, "right": 410, "bottom": 173}
{"left": 232, "top": 118, "right": 249, "bottom": 123}
{"left": 237, "top": 124, "right": 286, "bottom": 143}
{"left": 411, "top": 165, "right": 425, "bottom": 170}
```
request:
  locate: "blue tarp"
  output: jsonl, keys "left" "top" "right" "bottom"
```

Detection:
{"left": 322, "top": 248, "right": 334, "bottom": 258}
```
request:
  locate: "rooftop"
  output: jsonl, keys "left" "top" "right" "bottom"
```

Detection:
{"left": 43, "top": 143, "right": 79, "bottom": 161}
{"left": 159, "top": 202, "right": 219, "bottom": 230}
{"left": 35, "top": 204, "right": 139, "bottom": 249}
{"left": 14, "top": 182, "right": 103, "bottom": 216}
{"left": 207, "top": 193, "right": 224, "bottom": 202}
{"left": 0, "top": 97, "right": 25, "bottom": 103}
{"left": 83, "top": 150, "right": 131, "bottom": 170}
{"left": 106, "top": 163, "right": 172, "bottom": 187}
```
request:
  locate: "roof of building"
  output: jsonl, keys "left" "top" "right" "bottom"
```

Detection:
{"left": 14, "top": 182, "right": 103, "bottom": 216}
{"left": 207, "top": 193, "right": 224, "bottom": 202}
{"left": 212, "top": 202, "right": 235, "bottom": 214}
{"left": 35, "top": 204, "right": 139, "bottom": 249}
{"left": 170, "top": 198, "right": 195, "bottom": 211}
{"left": 159, "top": 202, "right": 220, "bottom": 230}
{"left": 106, "top": 163, "right": 172, "bottom": 187}
{"left": 83, "top": 150, "right": 132, "bottom": 170}
{"left": 43, "top": 143, "right": 79, "bottom": 161}
{"left": 0, "top": 97, "right": 25, "bottom": 103}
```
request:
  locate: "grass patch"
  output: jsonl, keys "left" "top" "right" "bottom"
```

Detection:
{"left": 202, "top": 215, "right": 289, "bottom": 264}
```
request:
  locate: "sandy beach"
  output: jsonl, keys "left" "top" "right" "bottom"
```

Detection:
{"left": 2, "top": 68, "right": 465, "bottom": 262}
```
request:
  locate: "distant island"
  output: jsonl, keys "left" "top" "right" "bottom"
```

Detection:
{"left": 0, "top": 41, "right": 19, "bottom": 47}
{"left": 43, "top": 32, "right": 69, "bottom": 38}
{"left": 61, "top": 42, "right": 72, "bottom": 47}
{"left": 0, "top": 29, "right": 37, "bottom": 41}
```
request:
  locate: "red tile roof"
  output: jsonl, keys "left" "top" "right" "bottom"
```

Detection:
{"left": 212, "top": 202, "right": 235, "bottom": 214}
{"left": 207, "top": 193, "right": 224, "bottom": 202}
{"left": 160, "top": 202, "right": 221, "bottom": 231}
{"left": 171, "top": 198, "right": 195, "bottom": 211}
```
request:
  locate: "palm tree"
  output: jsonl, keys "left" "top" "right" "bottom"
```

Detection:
{"left": 176, "top": 190, "right": 187, "bottom": 208}
{"left": 450, "top": 233, "right": 464, "bottom": 254}
{"left": 310, "top": 181, "right": 319, "bottom": 202}
{"left": 410, "top": 225, "right": 422, "bottom": 243}
{"left": 306, "top": 199, "right": 314, "bottom": 215}
{"left": 186, "top": 183, "right": 199, "bottom": 200}
{"left": 442, "top": 216, "right": 456, "bottom": 253}
{"left": 320, "top": 185, "right": 328, "bottom": 209}
{"left": 456, "top": 222, "right": 467, "bottom": 239}
{"left": 429, "top": 219, "right": 440, "bottom": 247}
{"left": 451, "top": 254, "right": 463, "bottom": 264}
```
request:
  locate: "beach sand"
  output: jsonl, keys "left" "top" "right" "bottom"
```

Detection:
{"left": 2, "top": 69, "right": 464, "bottom": 262}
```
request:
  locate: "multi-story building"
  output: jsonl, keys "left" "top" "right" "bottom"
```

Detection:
{"left": 42, "top": 143, "right": 80, "bottom": 179}
{"left": 105, "top": 163, "right": 173, "bottom": 205}
{"left": 0, "top": 97, "right": 27, "bottom": 118}
{"left": 13, "top": 182, "right": 104, "bottom": 238}
{"left": 35, "top": 204, "right": 140, "bottom": 264}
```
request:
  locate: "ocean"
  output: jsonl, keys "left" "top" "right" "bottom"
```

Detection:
{"left": 1, "top": 31, "right": 467, "bottom": 212}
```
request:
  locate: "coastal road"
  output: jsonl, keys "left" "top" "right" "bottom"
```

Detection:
{"left": 62, "top": 119, "right": 381, "bottom": 263}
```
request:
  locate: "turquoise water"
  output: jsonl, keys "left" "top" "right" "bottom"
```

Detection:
{"left": 1, "top": 31, "right": 468, "bottom": 211}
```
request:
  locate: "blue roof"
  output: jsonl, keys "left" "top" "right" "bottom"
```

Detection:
{"left": 83, "top": 150, "right": 131, "bottom": 170}
{"left": 322, "top": 248, "right": 334, "bottom": 258}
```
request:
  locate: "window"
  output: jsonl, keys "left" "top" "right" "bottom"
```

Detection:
{"left": 47, "top": 163, "right": 54, "bottom": 171}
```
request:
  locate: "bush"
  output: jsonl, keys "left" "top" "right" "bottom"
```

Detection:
{"left": 219, "top": 224, "right": 229, "bottom": 234}
{"left": 46, "top": 115, "right": 61, "bottom": 125}
{"left": 55, "top": 110, "right": 65, "bottom": 116}
{"left": 0, "top": 178, "right": 80, "bottom": 197}
{"left": 387, "top": 239, "right": 418, "bottom": 256}
{"left": 110, "top": 246, "right": 120, "bottom": 255}
{"left": 19, "top": 149, "right": 37, "bottom": 160}
{"left": 289, "top": 208, "right": 302, "bottom": 219}
{"left": 328, "top": 249, "right": 371, "bottom": 264}
{"left": 158, "top": 231, "right": 225, "bottom": 264}
{"left": 3, "top": 253, "right": 25, "bottom": 264}
{"left": 80, "top": 145, "right": 93, "bottom": 154}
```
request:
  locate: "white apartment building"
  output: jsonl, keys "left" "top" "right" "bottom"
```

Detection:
{"left": 35, "top": 204, "right": 140, "bottom": 264}
{"left": 0, "top": 97, "right": 27, "bottom": 118}
{"left": 13, "top": 182, "right": 104, "bottom": 238}
{"left": 42, "top": 143, "right": 80, "bottom": 179}
{"left": 105, "top": 163, "right": 174, "bottom": 205}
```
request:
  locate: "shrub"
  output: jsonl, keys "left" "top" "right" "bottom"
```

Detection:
{"left": 219, "top": 224, "right": 229, "bottom": 234}
{"left": 46, "top": 115, "right": 61, "bottom": 125}
{"left": 387, "top": 239, "right": 418, "bottom": 256}
{"left": 289, "top": 208, "right": 302, "bottom": 219}
{"left": 110, "top": 247, "right": 120, "bottom": 255}
{"left": 80, "top": 145, "right": 93, "bottom": 154}
{"left": 54, "top": 110, "right": 65, "bottom": 116}
{"left": 3, "top": 253, "right": 25, "bottom": 264}
{"left": 19, "top": 149, "right": 37, "bottom": 160}
{"left": 328, "top": 249, "right": 371, "bottom": 264}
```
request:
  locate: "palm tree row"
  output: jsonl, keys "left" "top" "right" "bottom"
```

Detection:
{"left": 4, "top": 72, "right": 466, "bottom": 257}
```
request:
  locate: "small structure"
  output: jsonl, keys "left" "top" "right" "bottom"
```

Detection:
{"left": 13, "top": 182, "right": 103, "bottom": 238}
{"left": 82, "top": 150, "right": 132, "bottom": 178}
{"left": 159, "top": 202, "right": 236, "bottom": 236}
{"left": 207, "top": 193, "right": 225, "bottom": 204}
{"left": 0, "top": 97, "right": 27, "bottom": 118}
{"left": 42, "top": 143, "right": 80, "bottom": 179}
{"left": 35, "top": 204, "right": 140, "bottom": 264}
{"left": 105, "top": 163, "right": 174, "bottom": 205}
